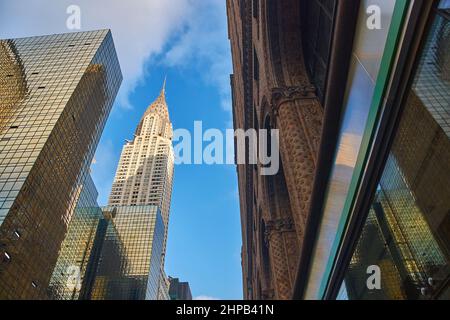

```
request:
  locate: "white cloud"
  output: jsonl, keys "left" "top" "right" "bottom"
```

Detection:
{"left": 0, "top": 0, "right": 192, "bottom": 109}
{"left": 0, "top": 0, "right": 233, "bottom": 115}
{"left": 194, "top": 295, "right": 220, "bottom": 300}
{"left": 0, "top": 0, "right": 235, "bottom": 201}
{"left": 163, "top": 1, "right": 233, "bottom": 113}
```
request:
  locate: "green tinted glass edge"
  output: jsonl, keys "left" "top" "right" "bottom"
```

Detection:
{"left": 316, "top": 0, "right": 410, "bottom": 299}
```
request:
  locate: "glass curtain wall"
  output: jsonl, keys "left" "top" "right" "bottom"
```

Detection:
{"left": 339, "top": 1, "right": 450, "bottom": 300}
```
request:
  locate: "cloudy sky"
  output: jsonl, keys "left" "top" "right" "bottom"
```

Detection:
{"left": 0, "top": 0, "right": 242, "bottom": 300}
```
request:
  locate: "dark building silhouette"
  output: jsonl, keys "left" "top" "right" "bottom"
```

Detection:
{"left": 168, "top": 277, "right": 192, "bottom": 300}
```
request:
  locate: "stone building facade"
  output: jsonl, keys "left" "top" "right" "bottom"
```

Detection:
{"left": 226, "top": 0, "right": 336, "bottom": 299}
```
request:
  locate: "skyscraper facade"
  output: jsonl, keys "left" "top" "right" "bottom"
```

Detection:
{"left": 0, "top": 30, "right": 122, "bottom": 299}
{"left": 108, "top": 80, "right": 174, "bottom": 243}
{"left": 106, "top": 81, "right": 175, "bottom": 299}
{"left": 158, "top": 269, "right": 171, "bottom": 300}
{"left": 88, "top": 206, "right": 164, "bottom": 300}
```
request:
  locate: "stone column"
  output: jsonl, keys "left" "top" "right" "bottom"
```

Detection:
{"left": 265, "top": 217, "right": 298, "bottom": 299}
{"left": 270, "top": 85, "right": 323, "bottom": 246}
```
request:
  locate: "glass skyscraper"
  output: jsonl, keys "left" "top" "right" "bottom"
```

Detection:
{"left": 89, "top": 206, "right": 164, "bottom": 300}
{"left": 0, "top": 30, "right": 122, "bottom": 299}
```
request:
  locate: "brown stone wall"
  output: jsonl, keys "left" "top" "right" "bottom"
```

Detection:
{"left": 227, "top": 0, "right": 325, "bottom": 299}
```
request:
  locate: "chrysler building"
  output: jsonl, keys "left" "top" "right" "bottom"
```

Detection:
{"left": 108, "top": 78, "right": 174, "bottom": 245}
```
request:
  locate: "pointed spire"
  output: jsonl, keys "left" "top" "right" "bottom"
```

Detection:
{"left": 135, "top": 76, "right": 170, "bottom": 135}
{"left": 162, "top": 75, "right": 167, "bottom": 93}
{"left": 148, "top": 76, "right": 169, "bottom": 116}
{"left": 160, "top": 75, "right": 167, "bottom": 97}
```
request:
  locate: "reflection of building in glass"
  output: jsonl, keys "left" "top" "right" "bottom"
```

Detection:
{"left": 82, "top": 209, "right": 129, "bottom": 300}
{"left": 169, "top": 277, "right": 192, "bottom": 300}
{"left": 343, "top": 90, "right": 450, "bottom": 299}
{"left": 48, "top": 175, "right": 103, "bottom": 300}
{"left": 158, "top": 269, "right": 170, "bottom": 300}
{"left": 0, "top": 30, "right": 122, "bottom": 299}
{"left": 89, "top": 206, "right": 164, "bottom": 300}
{"left": 341, "top": 6, "right": 450, "bottom": 300}
{"left": 0, "top": 40, "right": 28, "bottom": 134}
{"left": 415, "top": 9, "right": 450, "bottom": 137}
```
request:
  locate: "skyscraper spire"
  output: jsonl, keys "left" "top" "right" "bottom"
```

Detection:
{"left": 156, "top": 75, "right": 167, "bottom": 102}
{"left": 162, "top": 75, "right": 167, "bottom": 95}
{"left": 134, "top": 77, "right": 170, "bottom": 136}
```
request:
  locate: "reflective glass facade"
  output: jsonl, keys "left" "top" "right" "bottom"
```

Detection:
{"left": 339, "top": 3, "right": 450, "bottom": 300}
{"left": 83, "top": 210, "right": 129, "bottom": 300}
{"left": 0, "top": 30, "right": 122, "bottom": 299}
{"left": 89, "top": 206, "right": 164, "bottom": 300}
{"left": 305, "top": 0, "right": 399, "bottom": 299}
{"left": 158, "top": 270, "right": 170, "bottom": 300}
{"left": 48, "top": 175, "right": 102, "bottom": 300}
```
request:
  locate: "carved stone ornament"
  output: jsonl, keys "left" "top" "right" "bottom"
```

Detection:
{"left": 264, "top": 217, "right": 295, "bottom": 243}
{"left": 270, "top": 85, "right": 317, "bottom": 114}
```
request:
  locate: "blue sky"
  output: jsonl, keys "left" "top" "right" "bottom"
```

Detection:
{"left": 0, "top": 0, "right": 242, "bottom": 300}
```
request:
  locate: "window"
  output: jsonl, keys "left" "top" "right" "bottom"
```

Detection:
{"left": 301, "top": 0, "right": 337, "bottom": 103}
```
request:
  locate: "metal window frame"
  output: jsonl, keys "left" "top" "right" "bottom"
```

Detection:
{"left": 293, "top": 0, "right": 360, "bottom": 300}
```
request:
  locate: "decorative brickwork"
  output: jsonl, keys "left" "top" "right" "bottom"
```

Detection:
{"left": 227, "top": 0, "right": 325, "bottom": 299}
